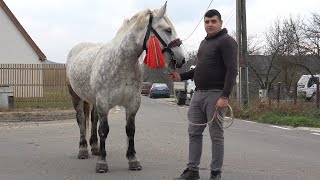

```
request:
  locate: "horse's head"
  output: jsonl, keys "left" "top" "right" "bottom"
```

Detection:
{"left": 142, "top": 2, "right": 185, "bottom": 69}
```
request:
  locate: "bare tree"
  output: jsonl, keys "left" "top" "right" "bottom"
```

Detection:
{"left": 247, "top": 34, "right": 263, "bottom": 55}
{"left": 279, "top": 16, "right": 306, "bottom": 98}
{"left": 185, "top": 50, "right": 198, "bottom": 68}
{"left": 303, "top": 13, "right": 320, "bottom": 59}
{"left": 248, "top": 14, "right": 320, "bottom": 99}
{"left": 248, "top": 19, "right": 284, "bottom": 93}
{"left": 249, "top": 16, "right": 314, "bottom": 96}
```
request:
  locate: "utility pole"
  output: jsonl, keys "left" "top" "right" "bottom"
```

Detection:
{"left": 236, "top": 0, "right": 242, "bottom": 104}
{"left": 241, "top": 0, "right": 249, "bottom": 105}
{"left": 236, "top": 0, "right": 249, "bottom": 105}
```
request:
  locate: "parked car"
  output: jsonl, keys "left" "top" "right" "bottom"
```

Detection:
{"left": 149, "top": 83, "right": 170, "bottom": 98}
{"left": 141, "top": 82, "right": 152, "bottom": 95}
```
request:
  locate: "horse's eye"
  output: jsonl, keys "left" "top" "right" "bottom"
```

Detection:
{"left": 165, "top": 28, "right": 172, "bottom": 34}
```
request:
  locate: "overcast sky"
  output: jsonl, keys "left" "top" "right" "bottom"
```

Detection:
{"left": 4, "top": 0, "right": 320, "bottom": 63}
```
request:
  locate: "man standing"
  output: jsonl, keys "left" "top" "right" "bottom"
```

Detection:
{"left": 170, "top": 9, "right": 238, "bottom": 180}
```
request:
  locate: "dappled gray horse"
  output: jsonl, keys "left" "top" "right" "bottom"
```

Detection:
{"left": 66, "top": 3, "right": 185, "bottom": 173}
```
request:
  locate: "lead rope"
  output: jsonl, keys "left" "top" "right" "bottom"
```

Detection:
{"left": 172, "top": 89, "right": 235, "bottom": 128}
{"left": 187, "top": 105, "right": 234, "bottom": 128}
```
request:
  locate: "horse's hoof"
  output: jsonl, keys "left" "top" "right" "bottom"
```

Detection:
{"left": 129, "top": 160, "right": 142, "bottom": 171}
{"left": 91, "top": 148, "right": 100, "bottom": 156}
{"left": 96, "top": 161, "right": 108, "bottom": 173}
{"left": 78, "top": 149, "right": 89, "bottom": 159}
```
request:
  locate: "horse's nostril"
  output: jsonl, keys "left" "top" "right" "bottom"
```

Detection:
{"left": 176, "top": 62, "right": 183, "bottom": 69}
{"left": 182, "top": 59, "right": 186, "bottom": 64}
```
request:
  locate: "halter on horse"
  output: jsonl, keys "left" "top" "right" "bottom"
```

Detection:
{"left": 143, "top": 14, "right": 184, "bottom": 69}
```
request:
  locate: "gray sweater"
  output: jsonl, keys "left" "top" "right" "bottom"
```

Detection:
{"left": 180, "top": 28, "right": 238, "bottom": 98}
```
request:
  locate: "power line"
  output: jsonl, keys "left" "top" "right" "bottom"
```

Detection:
{"left": 224, "top": 7, "right": 236, "bottom": 26}
{"left": 182, "top": 0, "right": 214, "bottom": 42}
{"left": 224, "top": 7, "right": 235, "bottom": 22}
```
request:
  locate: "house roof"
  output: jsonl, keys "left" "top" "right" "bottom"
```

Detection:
{"left": 0, "top": 0, "right": 46, "bottom": 61}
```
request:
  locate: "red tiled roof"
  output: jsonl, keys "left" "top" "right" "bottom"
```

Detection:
{"left": 0, "top": 0, "right": 46, "bottom": 61}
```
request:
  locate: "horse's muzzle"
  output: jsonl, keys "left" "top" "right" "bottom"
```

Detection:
{"left": 175, "top": 58, "right": 185, "bottom": 69}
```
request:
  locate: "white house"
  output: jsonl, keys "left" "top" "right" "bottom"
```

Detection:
{"left": 0, "top": 0, "right": 49, "bottom": 98}
{"left": 0, "top": 0, "right": 46, "bottom": 64}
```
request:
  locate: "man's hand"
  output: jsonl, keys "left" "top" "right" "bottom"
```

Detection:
{"left": 216, "top": 97, "right": 229, "bottom": 109}
{"left": 168, "top": 71, "right": 181, "bottom": 81}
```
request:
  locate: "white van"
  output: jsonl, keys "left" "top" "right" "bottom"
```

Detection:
{"left": 173, "top": 65, "right": 196, "bottom": 105}
{"left": 187, "top": 65, "right": 196, "bottom": 99}
{"left": 297, "top": 75, "right": 320, "bottom": 101}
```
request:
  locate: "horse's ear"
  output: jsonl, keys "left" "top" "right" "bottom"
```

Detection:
{"left": 155, "top": 1, "right": 167, "bottom": 18}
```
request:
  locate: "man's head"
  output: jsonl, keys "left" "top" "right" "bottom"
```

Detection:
{"left": 204, "top": 9, "right": 223, "bottom": 36}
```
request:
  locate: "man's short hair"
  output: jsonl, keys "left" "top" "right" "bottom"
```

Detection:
{"left": 204, "top": 9, "right": 222, "bottom": 20}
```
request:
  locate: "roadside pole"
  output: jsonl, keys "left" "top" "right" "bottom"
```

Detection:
{"left": 317, "top": 82, "right": 319, "bottom": 109}
{"left": 236, "top": 0, "right": 249, "bottom": 105}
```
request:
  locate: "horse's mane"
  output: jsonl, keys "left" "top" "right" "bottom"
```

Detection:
{"left": 115, "top": 9, "right": 152, "bottom": 37}
{"left": 115, "top": 8, "right": 177, "bottom": 37}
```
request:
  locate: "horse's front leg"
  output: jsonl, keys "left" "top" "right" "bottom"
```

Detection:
{"left": 90, "top": 105, "right": 99, "bottom": 155}
{"left": 95, "top": 105, "right": 110, "bottom": 173}
{"left": 126, "top": 102, "right": 142, "bottom": 171}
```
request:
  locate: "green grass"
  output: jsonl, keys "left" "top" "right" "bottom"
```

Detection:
{"left": 250, "top": 112, "right": 320, "bottom": 128}
{"left": 15, "top": 99, "right": 72, "bottom": 109}
{"left": 230, "top": 98, "right": 320, "bottom": 128}
{"left": 14, "top": 86, "right": 73, "bottom": 109}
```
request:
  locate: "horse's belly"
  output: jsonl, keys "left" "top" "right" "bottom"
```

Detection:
{"left": 70, "top": 80, "right": 95, "bottom": 103}
{"left": 72, "top": 84, "right": 95, "bottom": 103}
{"left": 104, "top": 85, "right": 141, "bottom": 107}
{"left": 68, "top": 64, "right": 95, "bottom": 103}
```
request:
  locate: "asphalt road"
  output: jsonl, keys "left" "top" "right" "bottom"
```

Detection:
{"left": 0, "top": 96, "right": 319, "bottom": 180}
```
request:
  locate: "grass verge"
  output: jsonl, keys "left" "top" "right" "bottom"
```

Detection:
{"left": 230, "top": 98, "right": 320, "bottom": 128}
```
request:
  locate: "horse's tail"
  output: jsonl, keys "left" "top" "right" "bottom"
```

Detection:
{"left": 83, "top": 101, "right": 90, "bottom": 138}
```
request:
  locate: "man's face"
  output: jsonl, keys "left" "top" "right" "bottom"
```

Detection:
{"left": 204, "top": 15, "right": 222, "bottom": 36}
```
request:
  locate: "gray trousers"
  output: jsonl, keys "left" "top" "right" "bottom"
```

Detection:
{"left": 186, "top": 90, "right": 224, "bottom": 172}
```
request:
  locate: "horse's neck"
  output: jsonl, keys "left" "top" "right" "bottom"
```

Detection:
{"left": 109, "top": 24, "right": 146, "bottom": 64}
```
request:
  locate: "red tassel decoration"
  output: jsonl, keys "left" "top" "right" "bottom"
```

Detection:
{"left": 144, "top": 35, "right": 165, "bottom": 69}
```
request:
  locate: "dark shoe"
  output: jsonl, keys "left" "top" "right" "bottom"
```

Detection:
{"left": 210, "top": 170, "right": 221, "bottom": 180}
{"left": 173, "top": 168, "right": 200, "bottom": 180}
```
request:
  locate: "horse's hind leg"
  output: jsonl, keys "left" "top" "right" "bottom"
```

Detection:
{"left": 67, "top": 85, "right": 89, "bottom": 159}
{"left": 95, "top": 103, "right": 110, "bottom": 173}
{"left": 90, "top": 105, "right": 99, "bottom": 155}
{"left": 125, "top": 101, "right": 142, "bottom": 171}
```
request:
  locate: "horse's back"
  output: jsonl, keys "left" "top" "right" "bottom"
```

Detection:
{"left": 67, "top": 42, "right": 104, "bottom": 103}
{"left": 67, "top": 42, "right": 103, "bottom": 64}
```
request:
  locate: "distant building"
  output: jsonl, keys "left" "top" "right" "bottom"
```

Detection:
{"left": 0, "top": 0, "right": 46, "bottom": 64}
{"left": 0, "top": 1, "right": 48, "bottom": 97}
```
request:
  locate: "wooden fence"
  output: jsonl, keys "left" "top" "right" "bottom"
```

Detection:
{"left": 0, "top": 64, "right": 72, "bottom": 108}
